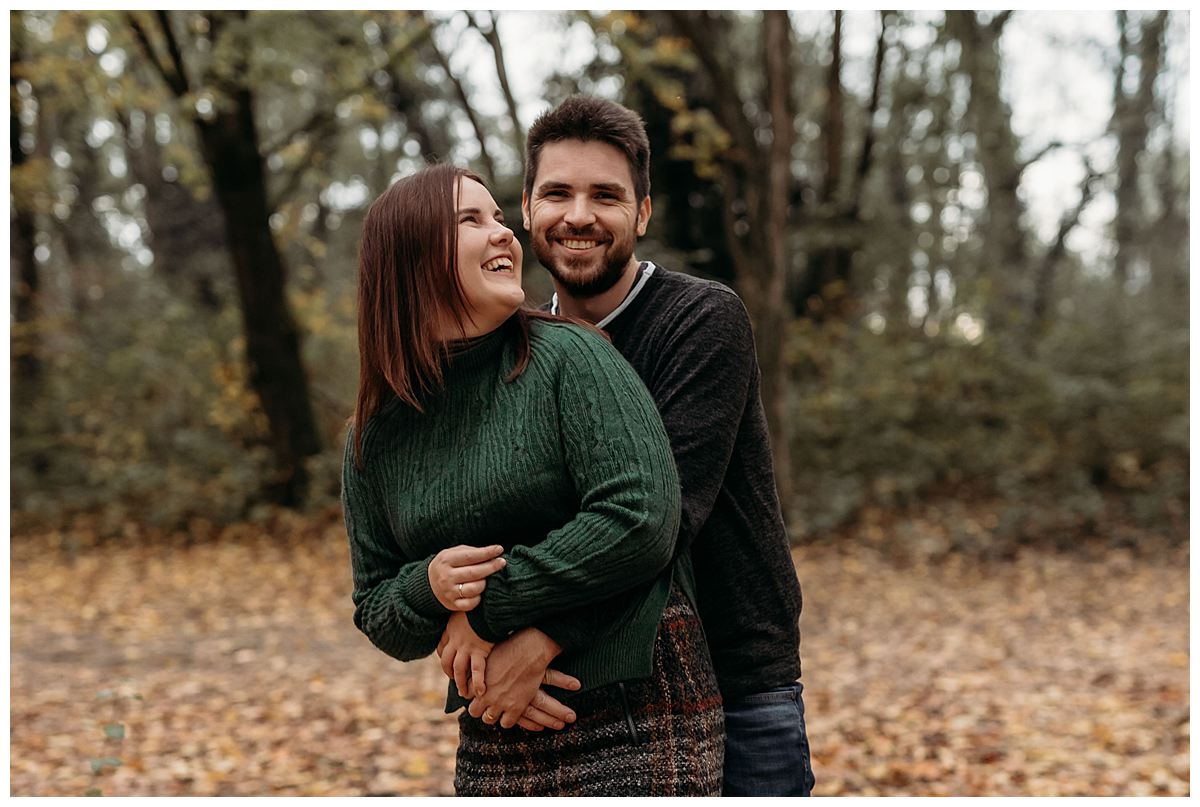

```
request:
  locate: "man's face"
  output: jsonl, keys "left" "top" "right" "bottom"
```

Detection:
{"left": 523, "top": 139, "right": 651, "bottom": 298}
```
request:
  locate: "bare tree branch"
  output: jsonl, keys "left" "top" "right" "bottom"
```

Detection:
{"left": 125, "top": 11, "right": 189, "bottom": 97}
{"left": 1017, "top": 139, "right": 1065, "bottom": 175}
{"left": 664, "top": 10, "right": 760, "bottom": 169}
{"left": 267, "top": 17, "right": 436, "bottom": 210}
{"left": 849, "top": 11, "right": 891, "bottom": 218}
{"left": 263, "top": 109, "right": 335, "bottom": 156}
{"left": 154, "top": 11, "right": 192, "bottom": 93}
{"left": 988, "top": 10, "right": 1014, "bottom": 34}
{"left": 424, "top": 12, "right": 498, "bottom": 182}
{"left": 1030, "top": 159, "right": 1105, "bottom": 337}
{"left": 466, "top": 11, "right": 525, "bottom": 163}
{"left": 822, "top": 11, "right": 845, "bottom": 204}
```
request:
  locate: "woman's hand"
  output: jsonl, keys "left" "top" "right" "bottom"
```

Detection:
{"left": 427, "top": 544, "right": 507, "bottom": 611}
{"left": 437, "top": 611, "right": 495, "bottom": 698}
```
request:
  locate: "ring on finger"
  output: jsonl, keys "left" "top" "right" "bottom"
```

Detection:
{"left": 457, "top": 583, "right": 464, "bottom": 598}
{"left": 483, "top": 709, "right": 497, "bottom": 722}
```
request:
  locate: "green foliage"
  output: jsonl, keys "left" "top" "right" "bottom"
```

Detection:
{"left": 10, "top": 270, "right": 359, "bottom": 530}
{"left": 9, "top": 10, "right": 1189, "bottom": 556}
{"left": 787, "top": 288, "right": 1188, "bottom": 547}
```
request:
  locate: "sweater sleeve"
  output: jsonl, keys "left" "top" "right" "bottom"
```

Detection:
{"left": 647, "top": 290, "right": 758, "bottom": 559}
{"left": 465, "top": 330, "right": 682, "bottom": 643}
{"left": 343, "top": 431, "right": 451, "bottom": 662}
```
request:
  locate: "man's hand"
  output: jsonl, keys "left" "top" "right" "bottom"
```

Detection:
{"left": 466, "top": 627, "right": 581, "bottom": 731}
{"left": 436, "top": 611, "right": 495, "bottom": 698}
{"left": 427, "top": 544, "right": 506, "bottom": 611}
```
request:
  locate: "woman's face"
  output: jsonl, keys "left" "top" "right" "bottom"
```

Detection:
{"left": 449, "top": 177, "right": 525, "bottom": 339}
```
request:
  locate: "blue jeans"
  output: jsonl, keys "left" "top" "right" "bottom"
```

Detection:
{"left": 722, "top": 681, "right": 815, "bottom": 796}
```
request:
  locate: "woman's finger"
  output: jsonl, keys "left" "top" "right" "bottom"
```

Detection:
{"left": 498, "top": 709, "right": 520, "bottom": 730}
{"left": 516, "top": 717, "right": 545, "bottom": 732}
{"left": 470, "top": 651, "right": 488, "bottom": 698}
{"left": 451, "top": 579, "right": 487, "bottom": 599}
{"left": 452, "top": 647, "right": 471, "bottom": 698}
{"left": 441, "top": 544, "right": 504, "bottom": 567}
{"left": 452, "top": 595, "right": 482, "bottom": 611}
{"left": 521, "top": 704, "right": 566, "bottom": 730}
{"left": 449, "top": 558, "right": 507, "bottom": 583}
{"left": 440, "top": 645, "right": 456, "bottom": 680}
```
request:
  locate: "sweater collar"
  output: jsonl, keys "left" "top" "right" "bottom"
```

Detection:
{"left": 442, "top": 320, "right": 510, "bottom": 376}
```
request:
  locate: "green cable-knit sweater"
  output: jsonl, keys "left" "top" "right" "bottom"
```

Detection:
{"left": 342, "top": 317, "right": 684, "bottom": 712}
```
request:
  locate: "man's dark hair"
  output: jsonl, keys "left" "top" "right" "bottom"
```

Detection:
{"left": 524, "top": 95, "right": 651, "bottom": 205}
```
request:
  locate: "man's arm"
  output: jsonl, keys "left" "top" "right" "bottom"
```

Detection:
{"left": 647, "top": 290, "right": 759, "bottom": 557}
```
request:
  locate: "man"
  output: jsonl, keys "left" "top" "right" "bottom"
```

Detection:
{"left": 458, "top": 95, "right": 814, "bottom": 796}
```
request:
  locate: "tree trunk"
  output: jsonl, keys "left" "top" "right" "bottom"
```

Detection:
{"left": 662, "top": 10, "right": 794, "bottom": 506}
{"left": 126, "top": 10, "right": 321, "bottom": 505}
{"left": 1112, "top": 10, "right": 1167, "bottom": 291}
{"left": 194, "top": 85, "right": 321, "bottom": 505}
{"left": 760, "top": 10, "right": 796, "bottom": 509}
{"left": 10, "top": 19, "right": 41, "bottom": 385}
{"left": 945, "top": 11, "right": 1029, "bottom": 336}
{"left": 795, "top": 12, "right": 849, "bottom": 320}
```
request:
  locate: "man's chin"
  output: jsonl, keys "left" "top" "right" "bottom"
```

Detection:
{"left": 548, "top": 263, "right": 626, "bottom": 298}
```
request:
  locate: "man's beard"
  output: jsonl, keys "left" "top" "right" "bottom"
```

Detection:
{"left": 532, "top": 226, "right": 635, "bottom": 299}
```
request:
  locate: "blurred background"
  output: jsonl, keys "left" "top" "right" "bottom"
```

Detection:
{"left": 8, "top": 10, "right": 1190, "bottom": 797}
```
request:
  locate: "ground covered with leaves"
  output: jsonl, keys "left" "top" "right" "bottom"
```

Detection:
{"left": 9, "top": 508, "right": 1189, "bottom": 796}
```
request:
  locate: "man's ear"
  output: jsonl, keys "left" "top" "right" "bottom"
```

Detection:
{"left": 636, "top": 195, "right": 652, "bottom": 237}
{"left": 521, "top": 190, "right": 531, "bottom": 231}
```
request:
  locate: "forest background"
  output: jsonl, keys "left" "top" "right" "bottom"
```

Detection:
{"left": 8, "top": 9, "right": 1191, "bottom": 797}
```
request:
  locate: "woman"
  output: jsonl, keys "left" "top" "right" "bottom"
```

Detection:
{"left": 342, "top": 163, "right": 723, "bottom": 795}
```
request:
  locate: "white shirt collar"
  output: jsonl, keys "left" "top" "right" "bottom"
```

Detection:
{"left": 550, "top": 261, "right": 657, "bottom": 329}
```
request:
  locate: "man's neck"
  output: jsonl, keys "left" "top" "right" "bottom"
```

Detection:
{"left": 554, "top": 257, "right": 641, "bottom": 324}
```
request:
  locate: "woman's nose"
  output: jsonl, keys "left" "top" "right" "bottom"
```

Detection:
{"left": 490, "top": 223, "right": 513, "bottom": 244}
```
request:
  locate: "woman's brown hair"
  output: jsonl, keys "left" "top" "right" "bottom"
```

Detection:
{"left": 352, "top": 163, "right": 574, "bottom": 467}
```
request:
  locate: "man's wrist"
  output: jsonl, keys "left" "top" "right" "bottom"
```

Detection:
{"left": 517, "top": 627, "right": 562, "bottom": 665}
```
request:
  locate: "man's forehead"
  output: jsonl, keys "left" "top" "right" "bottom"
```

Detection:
{"left": 534, "top": 140, "right": 634, "bottom": 186}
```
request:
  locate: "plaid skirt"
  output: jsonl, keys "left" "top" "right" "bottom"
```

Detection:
{"left": 454, "top": 586, "right": 724, "bottom": 796}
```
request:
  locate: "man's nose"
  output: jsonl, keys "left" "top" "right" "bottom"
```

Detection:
{"left": 563, "top": 196, "right": 596, "bottom": 228}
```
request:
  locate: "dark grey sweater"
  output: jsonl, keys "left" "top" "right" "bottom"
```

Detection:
{"left": 551, "top": 264, "right": 804, "bottom": 701}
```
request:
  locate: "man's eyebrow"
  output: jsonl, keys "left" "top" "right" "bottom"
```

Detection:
{"left": 590, "top": 182, "right": 628, "bottom": 196}
{"left": 535, "top": 180, "right": 629, "bottom": 196}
